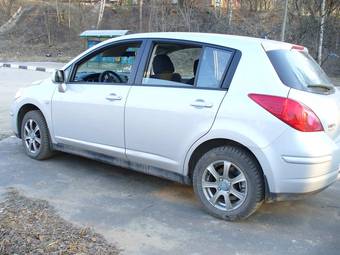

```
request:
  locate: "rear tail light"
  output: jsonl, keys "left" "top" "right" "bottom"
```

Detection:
{"left": 249, "top": 94, "right": 324, "bottom": 132}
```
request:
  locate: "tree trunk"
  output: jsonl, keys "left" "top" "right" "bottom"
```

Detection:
{"left": 227, "top": 0, "right": 233, "bottom": 26}
{"left": 44, "top": 9, "right": 51, "bottom": 46}
{"left": 55, "top": 0, "right": 60, "bottom": 24}
{"left": 281, "top": 0, "right": 288, "bottom": 41}
{"left": 96, "top": 0, "right": 106, "bottom": 29}
{"left": 148, "top": 0, "right": 153, "bottom": 32}
{"left": 68, "top": 0, "right": 71, "bottom": 29}
{"left": 139, "top": 0, "right": 143, "bottom": 32}
{"left": 317, "top": 0, "right": 326, "bottom": 65}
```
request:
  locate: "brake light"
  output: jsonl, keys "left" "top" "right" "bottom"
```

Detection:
{"left": 291, "top": 44, "right": 305, "bottom": 51}
{"left": 249, "top": 94, "right": 324, "bottom": 132}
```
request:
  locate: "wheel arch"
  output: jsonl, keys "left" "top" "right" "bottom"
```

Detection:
{"left": 186, "top": 138, "right": 271, "bottom": 199}
{"left": 17, "top": 103, "right": 43, "bottom": 138}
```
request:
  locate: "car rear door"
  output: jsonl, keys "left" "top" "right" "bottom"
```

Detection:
{"left": 51, "top": 40, "right": 145, "bottom": 158}
{"left": 124, "top": 39, "right": 239, "bottom": 174}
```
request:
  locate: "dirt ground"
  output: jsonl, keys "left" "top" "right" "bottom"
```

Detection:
{"left": 0, "top": 188, "right": 120, "bottom": 254}
{"left": 0, "top": 36, "right": 82, "bottom": 63}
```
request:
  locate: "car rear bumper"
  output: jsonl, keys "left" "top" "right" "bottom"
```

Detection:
{"left": 257, "top": 129, "right": 340, "bottom": 199}
{"left": 266, "top": 169, "right": 339, "bottom": 202}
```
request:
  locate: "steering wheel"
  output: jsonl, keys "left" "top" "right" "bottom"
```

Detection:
{"left": 99, "top": 70, "right": 123, "bottom": 83}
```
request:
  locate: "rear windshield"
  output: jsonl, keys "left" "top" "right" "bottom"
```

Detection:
{"left": 267, "top": 49, "right": 334, "bottom": 91}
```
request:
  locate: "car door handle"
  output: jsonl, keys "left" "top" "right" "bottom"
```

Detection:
{"left": 190, "top": 99, "right": 213, "bottom": 108}
{"left": 106, "top": 93, "right": 122, "bottom": 101}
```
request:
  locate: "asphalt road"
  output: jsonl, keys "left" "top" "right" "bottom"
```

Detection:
{"left": 0, "top": 137, "right": 340, "bottom": 255}
{"left": 0, "top": 64, "right": 340, "bottom": 254}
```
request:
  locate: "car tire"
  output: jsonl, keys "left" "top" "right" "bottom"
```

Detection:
{"left": 21, "top": 110, "right": 54, "bottom": 160}
{"left": 193, "top": 145, "right": 264, "bottom": 221}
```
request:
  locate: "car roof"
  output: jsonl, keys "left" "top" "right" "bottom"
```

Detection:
{"left": 107, "top": 32, "right": 293, "bottom": 50}
{"left": 63, "top": 32, "right": 294, "bottom": 69}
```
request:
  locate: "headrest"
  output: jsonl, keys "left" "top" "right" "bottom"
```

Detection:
{"left": 152, "top": 54, "right": 174, "bottom": 74}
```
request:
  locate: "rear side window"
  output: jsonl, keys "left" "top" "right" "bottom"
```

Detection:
{"left": 196, "top": 47, "right": 233, "bottom": 88}
{"left": 143, "top": 42, "right": 202, "bottom": 87}
{"left": 267, "top": 49, "right": 333, "bottom": 91}
{"left": 142, "top": 42, "right": 234, "bottom": 89}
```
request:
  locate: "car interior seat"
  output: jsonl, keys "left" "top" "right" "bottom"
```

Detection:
{"left": 151, "top": 54, "right": 182, "bottom": 82}
{"left": 187, "top": 59, "right": 199, "bottom": 85}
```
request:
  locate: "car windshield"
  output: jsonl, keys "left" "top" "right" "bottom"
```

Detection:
{"left": 267, "top": 49, "right": 334, "bottom": 91}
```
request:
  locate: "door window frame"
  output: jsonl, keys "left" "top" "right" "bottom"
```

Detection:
{"left": 66, "top": 39, "right": 148, "bottom": 86}
{"left": 133, "top": 38, "right": 242, "bottom": 90}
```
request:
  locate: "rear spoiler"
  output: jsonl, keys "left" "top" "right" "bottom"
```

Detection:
{"left": 261, "top": 41, "right": 308, "bottom": 53}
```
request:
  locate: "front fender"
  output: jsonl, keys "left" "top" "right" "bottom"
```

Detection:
{"left": 11, "top": 82, "right": 57, "bottom": 143}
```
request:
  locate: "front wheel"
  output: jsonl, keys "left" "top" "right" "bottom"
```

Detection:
{"left": 193, "top": 146, "right": 264, "bottom": 221}
{"left": 21, "top": 110, "right": 54, "bottom": 160}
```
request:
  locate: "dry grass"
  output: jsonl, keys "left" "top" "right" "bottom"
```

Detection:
{"left": 0, "top": 188, "right": 120, "bottom": 255}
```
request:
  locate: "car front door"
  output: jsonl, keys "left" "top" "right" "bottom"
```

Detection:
{"left": 125, "top": 40, "right": 236, "bottom": 174}
{"left": 52, "top": 40, "right": 144, "bottom": 158}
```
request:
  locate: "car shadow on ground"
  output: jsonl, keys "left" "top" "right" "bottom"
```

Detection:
{"left": 48, "top": 150, "right": 340, "bottom": 226}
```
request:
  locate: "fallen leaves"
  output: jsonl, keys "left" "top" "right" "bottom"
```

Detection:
{"left": 0, "top": 188, "right": 120, "bottom": 255}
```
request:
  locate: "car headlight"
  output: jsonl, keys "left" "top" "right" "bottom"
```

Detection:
{"left": 14, "top": 88, "right": 23, "bottom": 100}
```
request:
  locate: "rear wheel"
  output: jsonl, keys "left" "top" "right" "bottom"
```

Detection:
{"left": 193, "top": 145, "right": 264, "bottom": 221}
{"left": 21, "top": 110, "right": 54, "bottom": 160}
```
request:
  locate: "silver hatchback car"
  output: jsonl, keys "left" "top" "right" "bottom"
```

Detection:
{"left": 10, "top": 33, "right": 340, "bottom": 220}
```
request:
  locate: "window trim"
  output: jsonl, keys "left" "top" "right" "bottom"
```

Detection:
{"left": 66, "top": 39, "right": 147, "bottom": 86}
{"left": 222, "top": 49, "right": 241, "bottom": 89}
{"left": 133, "top": 38, "right": 241, "bottom": 91}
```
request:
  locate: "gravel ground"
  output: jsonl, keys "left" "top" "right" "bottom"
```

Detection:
{"left": 0, "top": 188, "right": 120, "bottom": 255}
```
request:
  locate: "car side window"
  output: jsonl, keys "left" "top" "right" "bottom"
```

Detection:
{"left": 143, "top": 42, "right": 202, "bottom": 87}
{"left": 196, "top": 47, "right": 233, "bottom": 88}
{"left": 71, "top": 42, "right": 141, "bottom": 84}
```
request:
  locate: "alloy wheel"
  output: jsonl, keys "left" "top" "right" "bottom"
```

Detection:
{"left": 23, "top": 119, "right": 41, "bottom": 154}
{"left": 202, "top": 160, "right": 248, "bottom": 211}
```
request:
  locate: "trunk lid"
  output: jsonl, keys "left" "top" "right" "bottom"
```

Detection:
{"left": 288, "top": 88, "right": 340, "bottom": 140}
{"left": 263, "top": 42, "right": 340, "bottom": 140}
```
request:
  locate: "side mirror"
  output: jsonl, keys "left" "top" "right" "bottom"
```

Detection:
{"left": 52, "top": 70, "right": 65, "bottom": 83}
{"left": 52, "top": 70, "right": 67, "bottom": 93}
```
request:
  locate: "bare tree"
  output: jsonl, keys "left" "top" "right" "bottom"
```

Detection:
{"left": 318, "top": 0, "right": 326, "bottom": 64}
{"left": 97, "top": 0, "right": 106, "bottom": 28}
{"left": 44, "top": 8, "right": 52, "bottom": 46}
{"left": 177, "top": 0, "right": 196, "bottom": 32}
{"left": 227, "top": 0, "right": 233, "bottom": 26}
{"left": 139, "top": 0, "right": 143, "bottom": 32}
{"left": 68, "top": 0, "right": 71, "bottom": 29}
{"left": 281, "top": 0, "right": 288, "bottom": 41}
{"left": 0, "top": 0, "right": 16, "bottom": 18}
{"left": 55, "top": 0, "right": 60, "bottom": 24}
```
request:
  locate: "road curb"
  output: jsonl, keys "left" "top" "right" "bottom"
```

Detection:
{"left": 0, "top": 63, "right": 56, "bottom": 73}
